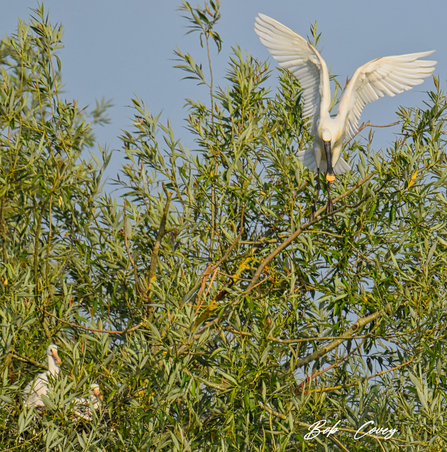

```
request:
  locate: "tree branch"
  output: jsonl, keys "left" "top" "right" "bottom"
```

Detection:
{"left": 224, "top": 325, "right": 372, "bottom": 344}
{"left": 179, "top": 175, "right": 376, "bottom": 358}
{"left": 123, "top": 200, "right": 147, "bottom": 301}
{"left": 11, "top": 352, "right": 48, "bottom": 371}
{"left": 310, "top": 340, "right": 364, "bottom": 381}
{"left": 246, "top": 172, "right": 375, "bottom": 292}
{"left": 182, "top": 228, "right": 244, "bottom": 305}
{"left": 39, "top": 307, "right": 143, "bottom": 335}
{"left": 309, "top": 356, "right": 414, "bottom": 394}
{"left": 345, "top": 120, "right": 400, "bottom": 144}
{"left": 294, "top": 305, "right": 389, "bottom": 369}
{"left": 183, "top": 368, "right": 228, "bottom": 391}
{"left": 147, "top": 188, "right": 172, "bottom": 294}
{"left": 179, "top": 174, "right": 376, "bottom": 359}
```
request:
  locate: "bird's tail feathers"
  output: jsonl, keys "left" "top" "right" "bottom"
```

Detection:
{"left": 297, "top": 150, "right": 351, "bottom": 175}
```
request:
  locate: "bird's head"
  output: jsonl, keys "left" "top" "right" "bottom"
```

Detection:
{"left": 91, "top": 383, "right": 103, "bottom": 400}
{"left": 47, "top": 344, "right": 61, "bottom": 364}
{"left": 322, "top": 129, "right": 332, "bottom": 143}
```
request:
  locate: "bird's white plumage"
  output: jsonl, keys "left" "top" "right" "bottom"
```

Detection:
{"left": 254, "top": 13, "right": 326, "bottom": 136}
{"left": 23, "top": 344, "right": 61, "bottom": 407}
{"left": 333, "top": 157, "right": 351, "bottom": 175}
{"left": 254, "top": 13, "right": 436, "bottom": 174}
{"left": 73, "top": 384, "right": 102, "bottom": 421}
{"left": 297, "top": 149, "right": 351, "bottom": 174}
{"left": 339, "top": 51, "right": 436, "bottom": 140}
{"left": 23, "top": 373, "right": 50, "bottom": 407}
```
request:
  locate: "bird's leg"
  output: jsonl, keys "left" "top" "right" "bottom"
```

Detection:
{"left": 310, "top": 169, "right": 321, "bottom": 221}
{"left": 326, "top": 180, "right": 333, "bottom": 213}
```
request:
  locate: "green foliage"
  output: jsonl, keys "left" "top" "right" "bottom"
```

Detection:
{"left": 1, "top": 3, "right": 447, "bottom": 451}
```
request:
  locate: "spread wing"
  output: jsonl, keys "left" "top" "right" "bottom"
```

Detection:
{"left": 339, "top": 51, "right": 436, "bottom": 140}
{"left": 254, "top": 14, "right": 328, "bottom": 135}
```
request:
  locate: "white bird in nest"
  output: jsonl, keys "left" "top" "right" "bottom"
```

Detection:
{"left": 73, "top": 383, "right": 103, "bottom": 421}
{"left": 254, "top": 13, "right": 436, "bottom": 217}
{"left": 23, "top": 344, "right": 61, "bottom": 407}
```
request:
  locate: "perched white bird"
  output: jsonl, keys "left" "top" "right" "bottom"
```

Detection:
{"left": 254, "top": 13, "right": 436, "bottom": 214}
{"left": 73, "top": 383, "right": 103, "bottom": 421}
{"left": 23, "top": 344, "right": 61, "bottom": 407}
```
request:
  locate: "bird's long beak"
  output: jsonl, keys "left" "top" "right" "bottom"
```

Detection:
{"left": 52, "top": 349, "right": 61, "bottom": 364}
{"left": 324, "top": 140, "right": 336, "bottom": 182}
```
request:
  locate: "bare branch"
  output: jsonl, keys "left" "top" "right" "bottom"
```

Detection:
{"left": 345, "top": 120, "right": 400, "bottom": 144}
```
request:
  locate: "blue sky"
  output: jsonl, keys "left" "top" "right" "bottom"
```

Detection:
{"left": 1, "top": 1, "right": 445, "bottom": 184}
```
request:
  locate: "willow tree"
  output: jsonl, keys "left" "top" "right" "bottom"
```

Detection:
{"left": 1, "top": 3, "right": 447, "bottom": 451}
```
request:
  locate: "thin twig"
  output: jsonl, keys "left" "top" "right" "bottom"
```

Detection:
{"left": 204, "top": 266, "right": 219, "bottom": 297}
{"left": 328, "top": 435, "right": 351, "bottom": 452}
{"left": 345, "top": 120, "right": 400, "bottom": 144}
{"left": 183, "top": 368, "right": 228, "bottom": 391}
{"left": 376, "top": 438, "right": 386, "bottom": 452}
{"left": 309, "top": 357, "right": 414, "bottom": 394}
{"left": 147, "top": 188, "right": 172, "bottom": 295}
{"left": 368, "top": 356, "right": 414, "bottom": 381}
{"left": 310, "top": 340, "right": 365, "bottom": 381}
{"left": 33, "top": 196, "right": 52, "bottom": 342}
{"left": 224, "top": 326, "right": 372, "bottom": 344}
{"left": 195, "top": 262, "right": 214, "bottom": 316}
{"left": 239, "top": 202, "right": 245, "bottom": 233}
{"left": 123, "top": 200, "right": 146, "bottom": 300}
{"left": 294, "top": 305, "right": 389, "bottom": 369}
{"left": 240, "top": 230, "right": 343, "bottom": 245}
{"left": 39, "top": 307, "right": 143, "bottom": 335}
{"left": 182, "top": 229, "right": 244, "bottom": 305}
{"left": 1, "top": 196, "right": 7, "bottom": 262}
{"left": 11, "top": 353, "right": 48, "bottom": 370}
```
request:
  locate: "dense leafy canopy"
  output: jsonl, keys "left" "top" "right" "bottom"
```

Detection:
{"left": 1, "top": 4, "right": 447, "bottom": 451}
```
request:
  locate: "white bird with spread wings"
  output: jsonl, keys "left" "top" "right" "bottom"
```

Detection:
{"left": 254, "top": 13, "right": 436, "bottom": 215}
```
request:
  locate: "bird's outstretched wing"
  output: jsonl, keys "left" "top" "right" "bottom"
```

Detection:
{"left": 339, "top": 51, "right": 436, "bottom": 141}
{"left": 254, "top": 14, "right": 327, "bottom": 134}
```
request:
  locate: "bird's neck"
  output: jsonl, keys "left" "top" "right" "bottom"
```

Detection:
{"left": 48, "top": 357, "right": 60, "bottom": 377}
{"left": 319, "top": 58, "right": 332, "bottom": 115}
{"left": 319, "top": 109, "right": 332, "bottom": 124}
